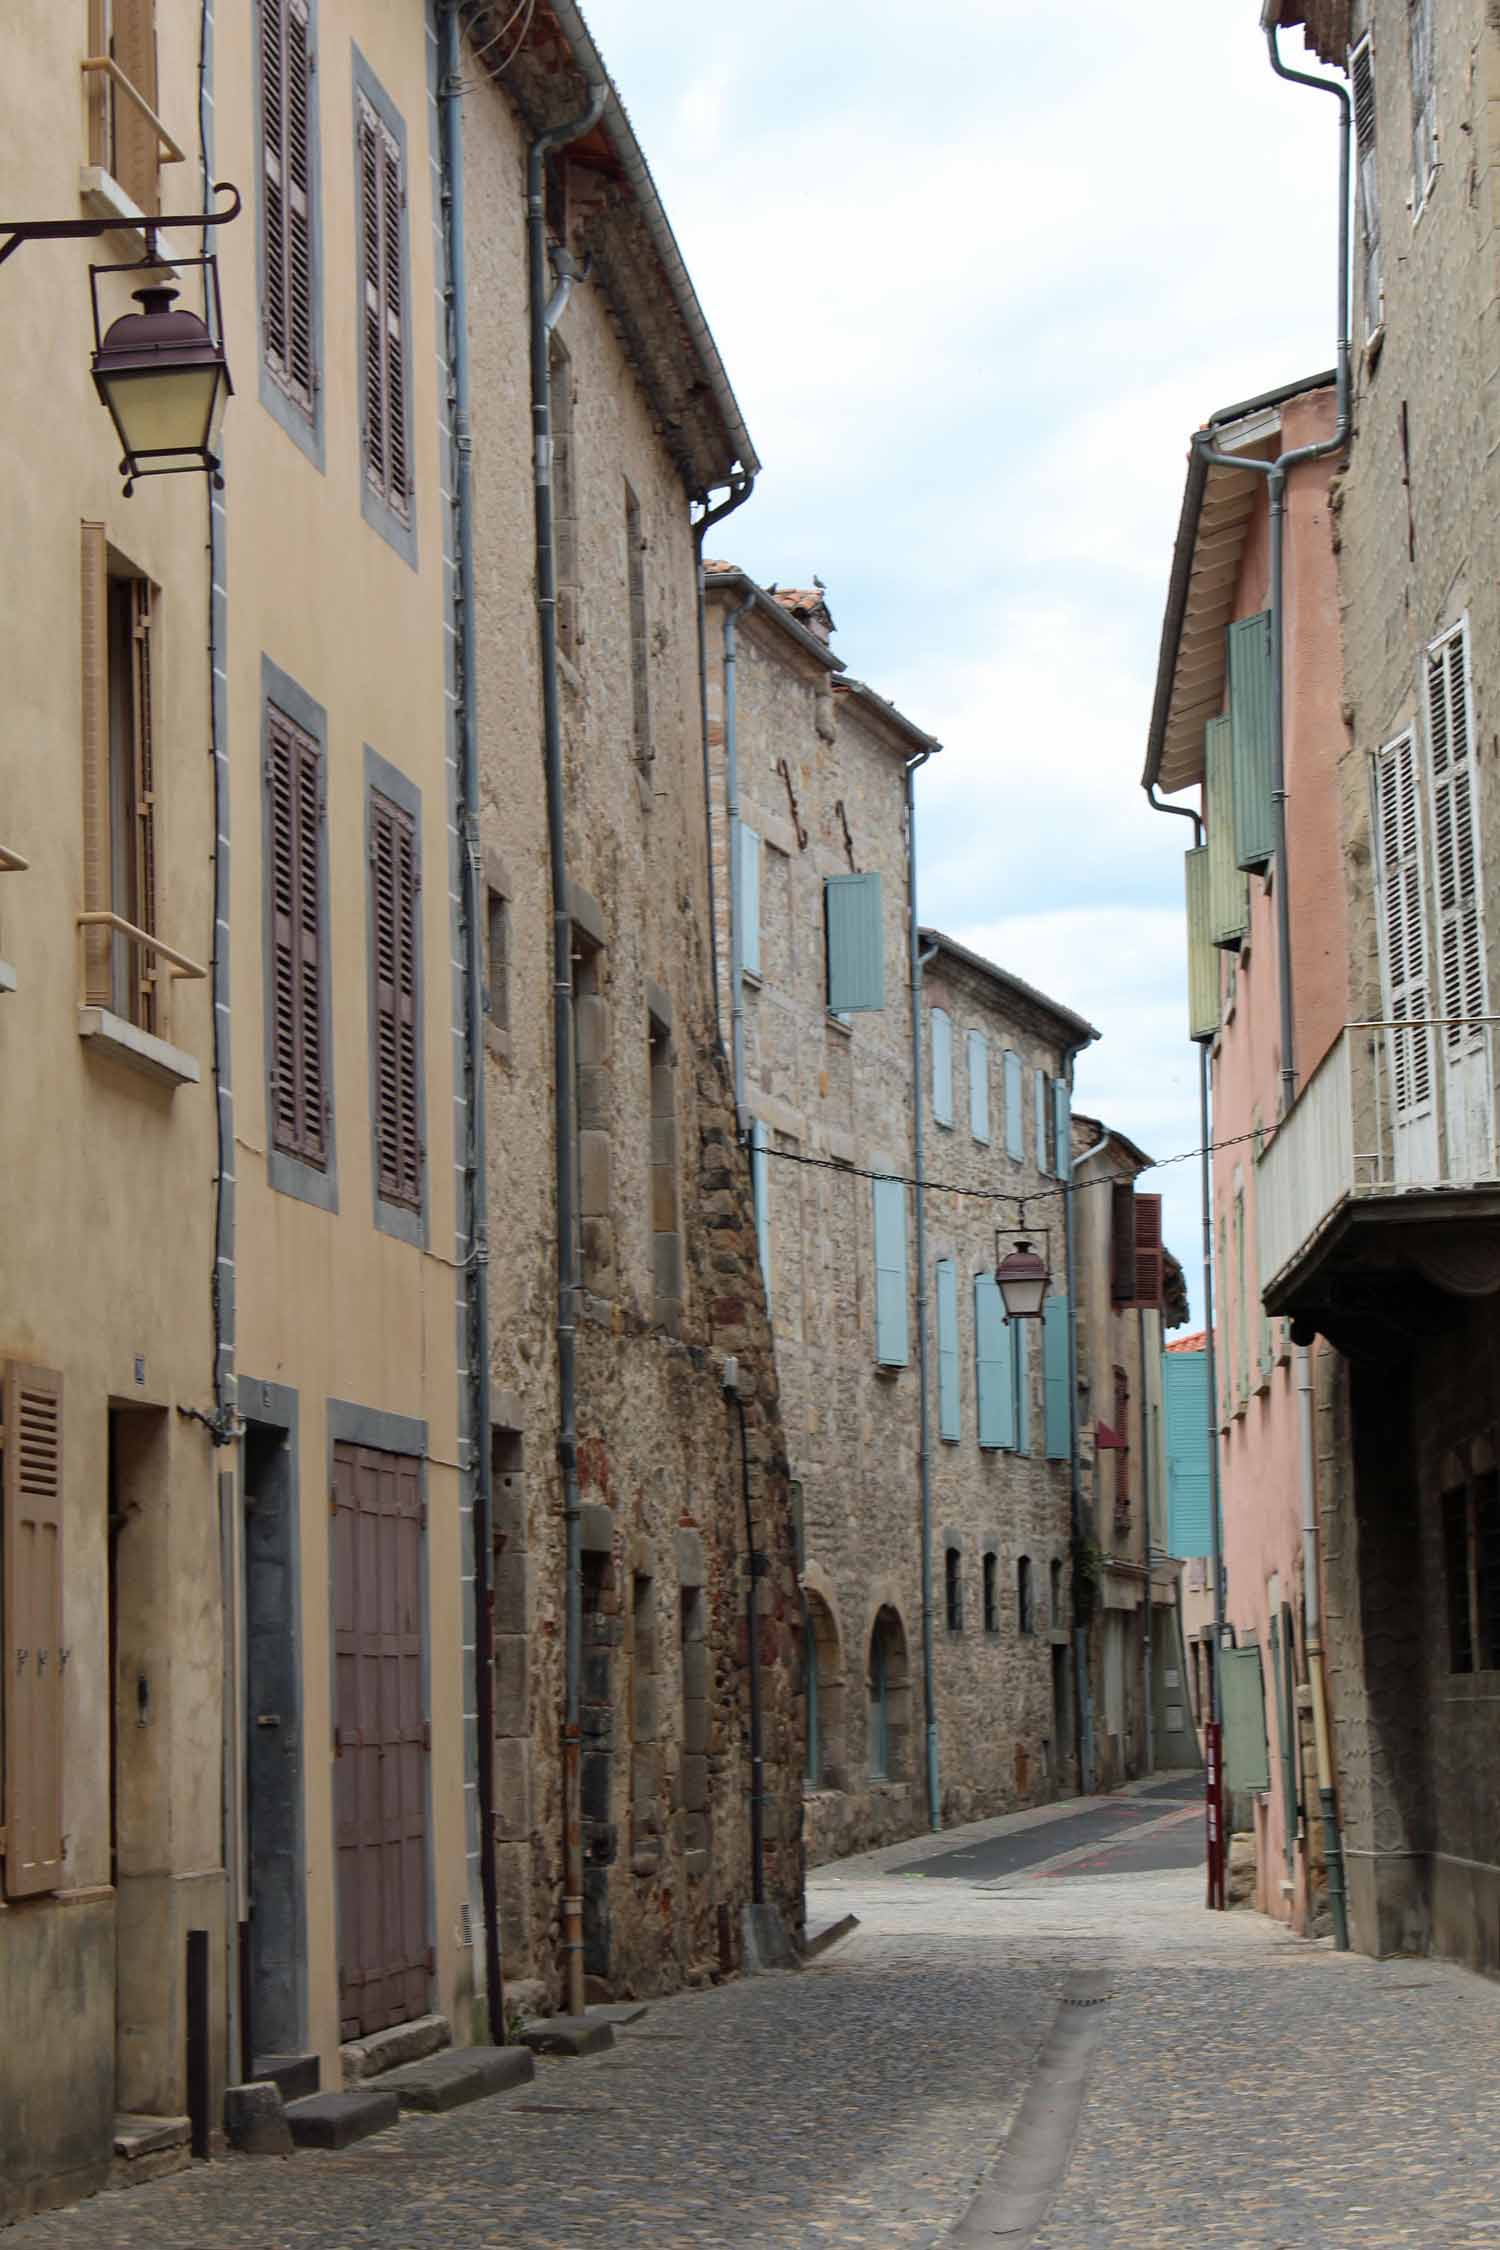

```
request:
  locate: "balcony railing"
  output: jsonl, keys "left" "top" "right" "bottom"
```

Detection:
{"left": 1257, "top": 1019, "right": 1500, "bottom": 1297}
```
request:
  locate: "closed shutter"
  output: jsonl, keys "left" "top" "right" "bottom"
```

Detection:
{"left": 112, "top": 0, "right": 160, "bottom": 215}
{"left": 738, "top": 823, "right": 761, "bottom": 978}
{"left": 1164, "top": 1351, "right": 1211, "bottom": 1556}
{"left": 1409, "top": 0, "right": 1437, "bottom": 208}
{"left": 1004, "top": 1049, "right": 1023, "bottom": 1160}
{"left": 80, "top": 522, "right": 112, "bottom": 1009}
{"left": 358, "top": 95, "right": 409, "bottom": 519}
{"left": 1013, "top": 1320, "right": 1031, "bottom": 1456}
{"left": 974, "top": 1273, "right": 1014, "bottom": 1450}
{"left": 1371, "top": 729, "right": 1435, "bottom": 1153}
{"left": 751, "top": 1119, "right": 771, "bottom": 1304}
{"left": 1133, "top": 1195, "right": 1164, "bottom": 1310}
{"left": 825, "top": 873, "right": 884, "bottom": 1012}
{"left": 1228, "top": 611, "right": 1275, "bottom": 873}
{"left": 3, "top": 1363, "right": 65, "bottom": 1898}
{"left": 1234, "top": 1186, "right": 1249, "bottom": 1402}
{"left": 967, "top": 1031, "right": 989, "bottom": 1142}
{"left": 1185, "top": 846, "right": 1219, "bottom": 1041}
{"left": 1351, "top": 35, "right": 1383, "bottom": 332}
{"left": 1043, "top": 1293, "right": 1070, "bottom": 1460}
{"left": 936, "top": 1258, "right": 959, "bottom": 1440}
{"left": 1110, "top": 1182, "right": 1137, "bottom": 1305}
{"left": 931, "top": 1006, "right": 953, "bottom": 1126}
{"left": 262, "top": 0, "right": 316, "bottom": 414}
{"left": 128, "top": 579, "right": 158, "bottom": 1035}
{"left": 1053, "top": 1079, "right": 1070, "bottom": 1180}
{"left": 872, "top": 1175, "right": 908, "bottom": 1367}
{"left": 370, "top": 789, "right": 421, "bottom": 1209}
{"left": 1035, "top": 1068, "right": 1049, "bottom": 1172}
{"left": 1206, "top": 717, "right": 1249, "bottom": 947}
{"left": 268, "top": 705, "right": 327, "bottom": 1166}
{"left": 1425, "top": 623, "right": 1489, "bottom": 1175}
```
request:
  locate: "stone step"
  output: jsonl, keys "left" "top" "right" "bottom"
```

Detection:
{"left": 517, "top": 2013, "right": 616, "bottom": 2059}
{"left": 382, "top": 2045, "right": 535, "bottom": 2113}
{"left": 341, "top": 2011, "right": 451, "bottom": 2085}
{"left": 253, "top": 2051, "right": 320, "bottom": 2104}
{"left": 111, "top": 2114, "right": 191, "bottom": 2191}
{"left": 285, "top": 2088, "right": 399, "bottom": 2150}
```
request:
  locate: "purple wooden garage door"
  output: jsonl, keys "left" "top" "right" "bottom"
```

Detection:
{"left": 332, "top": 1442, "right": 429, "bottom": 2038}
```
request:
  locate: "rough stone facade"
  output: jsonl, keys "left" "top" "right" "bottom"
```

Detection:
{"left": 459, "top": 25, "right": 802, "bottom": 2009}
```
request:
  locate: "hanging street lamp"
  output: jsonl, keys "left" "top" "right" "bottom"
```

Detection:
{"left": 995, "top": 1228, "right": 1051, "bottom": 1321}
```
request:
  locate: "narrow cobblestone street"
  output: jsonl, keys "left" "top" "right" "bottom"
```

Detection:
{"left": 11, "top": 1779, "right": 1500, "bottom": 2247}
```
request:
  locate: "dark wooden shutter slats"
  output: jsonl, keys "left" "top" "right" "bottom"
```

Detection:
{"left": 358, "top": 101, "right": 387, "bottom": 494}
{"left": 358, "top": 96, "right": 409, "bottom": 521}
{"left": 1110, "top": 1182, "right": 1138, "bottom": 1307}
{"left": 380, "top": 130, "right": 409, "bottom": 506}
{"left": 1133, "top": 1194, "right": 1165, "bottom": 1311}
{"left": 3, "top": 1363, "right": 65, "bottom": 1899}
{"left": 268, "top": 706, "right": 326, "bottom": 1167}
{"left": 262, "top": 0, "right": 315, "bottom": 415}
{"left": 370, "top": 790, "right": 421, "bottom": 1210}
{"left": 261, "top": 0, "right": 288, "bottom": 372}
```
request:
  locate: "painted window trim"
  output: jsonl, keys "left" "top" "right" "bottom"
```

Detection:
{"left": 255, "top": 0, "right": 326, "bottom": 469}
{"left": 352, "top": 44, "right": 417, "bottom": 568}
{"left": 262, "top": 657, "right": 338, "bottom": 1211}
{"left": 364, "top": 745, "right": 427, "bottom": 1248}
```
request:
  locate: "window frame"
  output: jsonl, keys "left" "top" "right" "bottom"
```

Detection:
{"left": 352, "top": 46, "right": 416, "bottom": 566}
{"left": 262, "top": 658, "right": 337, "bottom": 1211}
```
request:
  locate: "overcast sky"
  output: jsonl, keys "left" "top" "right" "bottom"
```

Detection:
{"left": 578, "top": 0, "right": 1341, "bottom": 1318}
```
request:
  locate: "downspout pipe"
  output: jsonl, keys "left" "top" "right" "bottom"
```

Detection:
{"left": 694, "top": 477, "right": 756, "bottom": 1054}
{"left": 440, "top": 0, "right": 503, "bottom": 2044}
{"left": 905, "top": 753, "right": 940, "bottom": 1831}
{"left": 1143, "top": 786, "right": 1225, "bottom": 1720}
{"left": 527, "top": 73, "right": 608, "bottom": 2022}
{"left": 723, "top": 587, "right": 756, "bottom": 1132}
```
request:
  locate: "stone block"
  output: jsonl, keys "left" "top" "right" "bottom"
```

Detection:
{"left": 341, "top": 2012, "right": 451, "bottom": 2084}
{"left": 675, "top": 1529, "right": 706, "bottom": 1588}
{"left": 223, "top": 2081, "right": 293, "bottom": 2156}
{"left": 578, "top": 1064, "right": 611, "bottom": 1130}
{"left": 493, "top": 1633, "right": 530, "bottom": 1733}
{"left": 382, "top": 2046, "right": 535, "bottom": 2112}
{"left": 581, "top": 1749, "right": 613, "bottom": 1822}
{"left": 579, "top": 1501, "right": 615, "bottom": 1556}
{"left": 575, "top": 993, "right": 610, "bottom": 1066}
{"left": 581, "top": 1215, "right": 615, "bottom": 1288}
{"left": 578, "top": 1129, "right": 612, "bottom": 1217}
{"left": 286, "top": 2089, "right": 399, "bottom": 2149}
{"left": 682, "top": 1639, "right": 709, "bottom": 1698}
{"left": 681, "top": 1753, "right": 709, "bottom": 1812}
{"left": 517, "top": 2015, "right": 615, "bottom": 2059}
{"left": 682, "top": 1695, "right": 708, "bottom": 1755}
{"left": 492, "top": 1547, "right": 530, "bottom": 1636}
{"left": 492, "top": 1738, "right": 532, "bottom": 1840}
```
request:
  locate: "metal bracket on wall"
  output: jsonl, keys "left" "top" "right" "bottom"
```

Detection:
{"left": 775, "top": 758, "right": 808, "bottom": 849}
{"left": 834, "top": 799, "right": 856, "bottom": 871}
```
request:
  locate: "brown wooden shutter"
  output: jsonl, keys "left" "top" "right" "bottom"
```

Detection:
{"left": 261, "top": 0, "right": 288, "bottom": 373}
{"left": 1133, "top": 1194, "right": 1165, "bottom": 1311}
{"left": 370, "top": 790, "right": 420, "bottom": 1208}
{"left": 261, "top": 0, "right": 315, "bottom": 412}
{"left": 129, "top": 580, "right": 158, "bottom": 1035}
{"left": 3, "top": 1363, "right": 65, "bottom": 1898}
{"left": 80, "top": 524, "right": 112, "bottom": 1009}
{"left": 357, "top": 95, "right": 408, "bottom": 519}
{"left": 267, "top": 706, "right": 326, "bottom": 1165}
{"left": 1110, "top": 1182, "right": 1138, "bottom": 1306}
{"left": 112, "top": 0, "right": 160, "bottom": 215}
{"left": 379, "top": 129, "right": 409, "bottom": 511}
{"left": 358, "top": 99, "right": 388, "bottom": 500}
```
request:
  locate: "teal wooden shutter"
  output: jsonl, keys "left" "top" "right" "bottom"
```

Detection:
{"left": 936, "top": 1258, "right": 959, "bottom": 1440}
{"left": 872, "top": 1174, "right": 908, "bottom": 1366}
{"left": 1034, "top": 1068, "right": 1048, "bottom": 1171}
{"left": 825, "top": 872, "right": 883, "bottom": 1012}
{"left": 1206, "top": 717, "right": 1249, "bottom": 947}
{"left": 1013, "top": 1320, "right": 1031, "bottom": 1455}
{"left": 739, "top": 824, "right": 761, "bottom": 977}
{"left": 1221, "top": 1644, "right": 1271, "bottom": 1794}
{"left": 931, "top": 1007, "right": 953, "bottom": 1126}
{"left": 1053, "top": 1079, "right": 1070, "bottom": 1179}
{"left": 750, "top": 1119, "right": 771, "bottom": 1303}
{"left": 1164, "top": 1349, "right": 1211, "bottom": 1554}
{"left": 1185, "top": 846, "right": 1219, "bottom": 1041}
{"left": 1229, "top": 611, "right": 1275, "bottom": 873}
{"left": 974, "top": 1272, "right": 1014, "bottom": 1449}
{"left": 1044, "top": 1293, "right": 1070, "bottom": 1459}
{"left": 967, "top": 1031, "right": 989, "bottom": 1141}
{"left": 1004, "top": 1049, "right": 1023, "bottom": 1159}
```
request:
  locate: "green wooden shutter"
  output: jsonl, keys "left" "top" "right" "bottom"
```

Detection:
{"left": 1164, "top": 1349, "right": 1211, "bottom": 1554}
{"left": 1229, "top": 611, "right": 1275, "bottom": 873}
{"left": 1013, "top": 1320, "right": 1031, "bottom": 1455}
{"left": 936, "top": 1258, "right": 960, "bottom": 1440}
{"left": 1004, "top": 1049, "right": 1023, "bottom": 1159}
{"left": 750, "top": 1119, "right": 771, "bottom": 1303}
{"left": 1221, "top": 1643, "right": 1271, "bottom": 1794}
{"left": 825, "top": 872, "right": 883, "bottom": 1012}
{"left": 1185, "top": 845, "right": 1219, "bottom": 1041}
{"left": 1206, "top": 717, "right": 1249, "bottom": 948}
{"left": 931, "top": 1006, "right": 953, "bottom": 1126}
{"left": 1053, "top": 1079, "right": 1070, "bottom": 1179}
{"left": 1034, "top": 1068, "right": 1049, "bottom": 1171}
{"left": 967, "top": 1031, "right": 989, "bottom": 1141}
{"left": 872, "top": 1175, "right": 908, "bottom": 1366}
{"left": 1043, "top": 1293, "right": 1070, "bottom": 1459}
{"left": 739, "top": 823, "right": 761, "bottom": 978}
{"left": 974, "top": 1273, "right": 1014, "bottom": 1449}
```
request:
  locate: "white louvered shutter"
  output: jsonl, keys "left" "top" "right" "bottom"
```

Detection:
{"left": 1425, "top": 624, "right": 1490, "bottom": 1178}
{"left": 1371, "top": 729, "right": 1437, "bottom": 1181}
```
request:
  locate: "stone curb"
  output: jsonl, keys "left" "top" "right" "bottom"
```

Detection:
{"left": 285, "top": 2089, "right": 400, "bottom": 2150}
{"left": 802, "top": 1912, "right": 861, "bottom": 1960}
{"left": 381, "top": 2046, "right": 536, "bottom": 2113}
{"left": 518, "top": 2015, "right": 616, "bottom": 2058}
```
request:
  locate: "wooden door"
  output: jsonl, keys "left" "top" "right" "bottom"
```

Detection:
{"left": 333, "top": 1442, "right": 428, "bottom": 2038}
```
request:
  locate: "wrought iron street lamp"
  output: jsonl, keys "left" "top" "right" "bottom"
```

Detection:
{"left": 0, "top": 184, "right": 240, "bottom": 494}
{"left": 995, "top": 1229, "right": 1051, "bottom": 1321}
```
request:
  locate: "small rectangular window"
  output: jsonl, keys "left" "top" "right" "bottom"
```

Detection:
{"left": 944, "top": 1548, "right": 963, "bottom": 1633}
{"left": 81, "top": 527, "right": 165, "bottom": 1036}
{"left": 931, "top": 1005, "right": 953, "bottom": 1127}
{"left": 88, "top": 0, "right": 172, "bottom": 216}
{"left": 967, "top": 1031, "right": 989, "bottom": 1143}
{"left": 368, "top": 784, "right": 421, "bottom": 1214}
{"left": 983, "top": 1553, "right": 999, "bottom": 1634}
{"left": 486, "top": 886, "right": 510, "bottom": 1036}
{"left": 649, "top": 1010, "right": 681, "bottom": 1325}
{"left": 625, "top": 482, "right": 652, "bottom": 769}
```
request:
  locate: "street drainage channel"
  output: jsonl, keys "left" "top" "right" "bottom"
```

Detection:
{"left": 945, "top": 1966, "right": 1114, "bottom": 2245}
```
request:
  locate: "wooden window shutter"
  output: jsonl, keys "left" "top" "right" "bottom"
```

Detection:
{"left": 1372, "top": 729, "right": 1435, "bottom": 1124}
{"left": 738, "top": 824, "right": 761, "bottom": 978}
{"left": 129, "top": 580, "right": 158, "bottom": 1035}
{"left": 967, "top": 1031, "right": 989, "bottom": 1142}
{"left": 825, "top": 873, "right": 884, "bottom": 1013}
{"left": 1034, "top": 1068, "right": 1050, "bottom": 1173}
{"left": 935, "top": 1258, "right": 960, "bottom": 1440}
{"left": 1053, "top": 1078, "right": 1071, "bottom": 1181}
{"left": 1110, "top": 1182, "right": 1138, "bottom": 1306}
{"left": 3, "top": 1363, "right": 65, "bottom": 1898}
{"left": 974, "top": 1273, "right": 1014, "bottom": 1450}
{"left": 80, "top": 523, "right": 112, "bottom": 1009}
{"left": 1350, "top": 35, "right": 1383, "bottom": 332}
{"left": 1185, "top": 845, "right": 1219, "bottom": 1042}
{"left": 1013, "top": 1320, "right": 1031, "bottom": 1456}
{"left": 370, "top": 789, "right": 421, "bottom": 1208}
{"left": 1426, "top": 625, "right": 1487, "bottom": 1063}
{"left": 1205, "top": 717, "right": 1249, "bottom": 948}
{"left": 750, "top": 1119, "right": 771, "bottom": 1302}
{"left": 112, "top": 0, "right": 161, "bottom": 215}
{"left": 262, "top": 0, "right": 316, "bottom": 412}
{"left": 1133, "top": 1194, "right": 1165, "bottom": 1311}
{"left": 1043, "top": 1293, "right": 1070, "bottom": 1460}
{"left": 380, "top": 123, "right": 409, "bottom": 508}
{"left": 872, "top": 1176, "right": 908, "bottom": 1367}
{"left": 358, "top": 96, "right": 408, "bottom": 517}
{"left": 930, "top": 1006, "right": 953, "bottom": 1127}
{"left": 267, "top": 706, "right": 326, "bottom": 1165}
{"left": 1228, "top": 611, "right": 1275, "bottom": 874}
{"left": 358, "top": 99, "right": 387, "bottom": 495}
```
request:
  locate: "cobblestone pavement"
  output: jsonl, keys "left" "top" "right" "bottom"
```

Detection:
{"left": 13, "top": 1778, "right": 1500, "bottom": 2247}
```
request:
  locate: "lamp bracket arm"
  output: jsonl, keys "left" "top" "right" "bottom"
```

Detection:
{"left": 0, "top": 181, "right": 241, "bottom": 269}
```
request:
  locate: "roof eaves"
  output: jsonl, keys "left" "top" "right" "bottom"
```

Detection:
{"left": 834, "top": 676, "right": 941, "bottom": 760}
{"left": 920, "top": 926, "right": 1099, "bottom": 1048}
{"left": 704, "top": 568, "right": 845, "bottom": 674}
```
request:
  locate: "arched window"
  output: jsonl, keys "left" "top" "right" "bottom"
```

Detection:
{"left": 1017, "top": 1555, "right": 1034, "bottom": 1636}
{"left": 868, "top": 1606, "right": 911, "bottom": 1781}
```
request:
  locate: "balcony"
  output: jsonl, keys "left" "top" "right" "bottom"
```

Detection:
{"left": 1257, "top": 1020, "right": 1500, "bottom": 1337}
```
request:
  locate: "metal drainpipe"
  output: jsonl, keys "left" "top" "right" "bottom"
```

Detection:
{"left": 733, "top": 1391, "right": 765, "bottom": 1904}
{"left": 722, "top": 587, "right": 756, "bottom": 1129}
{"left": 527, "top": 74, "right": 608, "bottom": 2021}
{"left": 693, "top": 482, "right": 755, "bottom": 1053}
{"left": 440, "top": 0, "right": 503, "bottom": 2046}
{"left": 905, "top": 754, "right": 939, "bottom": 1831}
{"left": 1064, "top": 1091, "right": 1106, "bottom": 1795}
{"left": 1143, "top": 787, "right": 1226, "bottom": 1722}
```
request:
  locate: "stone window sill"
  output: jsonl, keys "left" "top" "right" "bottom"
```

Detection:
{"left": 79, "top": 1005, "right": 199, "bottom": 1088}
{"left": 825, "top": 1011, "right": 852, "bottom": 1036}
{"left": 79, "top": 166, "right": 186, "bottom": 263}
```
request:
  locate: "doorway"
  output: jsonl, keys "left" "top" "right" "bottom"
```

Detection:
{"left": 241, "top": 1417, "right": 306, "bottom": 2066}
